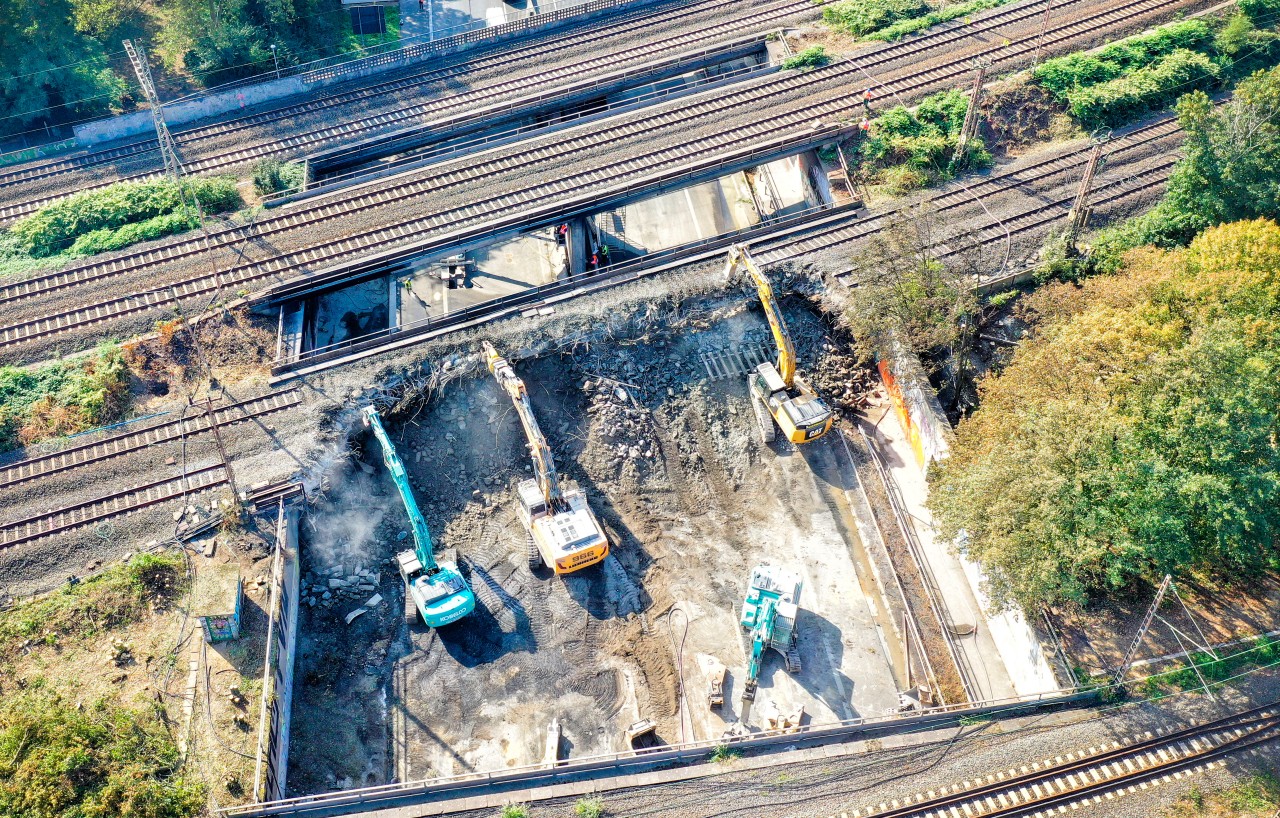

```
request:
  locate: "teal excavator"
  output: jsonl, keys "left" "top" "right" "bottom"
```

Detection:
{"left": 738, "top": 564, "right": 803, "bottom": 722}
{"left": 362, "top": 406, "right": 476, "bottom": 629}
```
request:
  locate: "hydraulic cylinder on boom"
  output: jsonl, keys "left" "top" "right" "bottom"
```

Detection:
{"left": 362, "top": 406, "right": 476, "bottom": 629}
{"left": 482, "top": 341, "right": 611, "bottom": 575}
{"left": 725, "top": 244, "right": 833, "bottom": 445}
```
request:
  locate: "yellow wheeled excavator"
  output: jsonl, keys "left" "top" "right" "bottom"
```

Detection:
{"left": 482, "top": 341, "right": 611, "bottom": 574}
{"left": 725, "top": 244, "right": 834, "bottom": 444}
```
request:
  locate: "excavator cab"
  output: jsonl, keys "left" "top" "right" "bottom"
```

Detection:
{"left": 518, "top": 478, "right": 610, "bottom": 574}
{"left": 749, "top": 362, "right": 833, "bottom": 444}
{"left": 397, "top": 551, "right": 474, "bottom": 627}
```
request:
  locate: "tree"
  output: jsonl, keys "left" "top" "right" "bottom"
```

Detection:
{"left": 930, "top": 219, "right": 1280, "bottom": 610}
{"left": 844, "top": 207, "right": 982, "bottom": 411}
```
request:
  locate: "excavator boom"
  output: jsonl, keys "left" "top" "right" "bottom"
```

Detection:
{"left": 362, "top": 406, "right": 437, "bottom": 569}
{"left": 483, "top": 341, "right": 565, "bottom": 510}
{"left": 726, "top": 245, "right": 796, "bottom": 386}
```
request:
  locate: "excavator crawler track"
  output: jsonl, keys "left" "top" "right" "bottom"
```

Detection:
{"left": 749, "top": 381, "right": 775, "bottom": 444}
{"left": 526, "top": 532, "right": 543, "bottom": 570}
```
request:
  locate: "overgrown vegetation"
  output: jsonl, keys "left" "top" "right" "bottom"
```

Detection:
{"left": 0, "top": 552, "right": 185, "bottom": 662}
{"left": 0, "top": 684, "right": 206, "bottom": 818}
{"left": 1032, "top": 5, "right": 1280, "bottom": 131}
{"left": 499, "top": 805, "right": 530, "bottom": 818}
{"left": 250, "top": 158, "right": 308, "bottom": 196}
{"left": 1140, "top": 635, "right": 1280, "bottom": 700}
{"left": 782, "top": 45, "right": 830, "bottom": 71}
{"left": 854, "top": 89, "right": 992, "bottom": 193}
{"left": 6, "top": 176, "right": 241, "bottom": 258}
{"left": 709, "top": 744, "right": 742, "bottom": 763}
{"left": 822, "top": 0, "right": 927, "bottom": 37}
{"left": 0, "top": 344, "right": 130, "bottom": 451}
{"left": 1088, "top": 63, "right": 1280, "bottom": 271}
{"left": 869, "top": 0, "right": 1013, "bottom": 41}
{"left": 930, "top": 218, "right": 1280, "bottom": 608}
{"left": 574, "top": 796, "right": 605, "bottom": 818}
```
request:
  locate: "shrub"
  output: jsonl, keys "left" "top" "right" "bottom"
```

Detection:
{"left": 499, "top": 805, "right": 530, "bottom": 818}
{"left": 870, "top": 0, "right": 1011, "bottom": 41}
{"left": 8, "top": 176, "right": 241, "bottom": 257}
{"left": 822, "top": 0, "right": 928, "bottom": 37}
{"left": 1032, "top": 19, "right": 1214, "bottom": 101}
{"left": 1064, "top": 49, "right": 1220, "bottom": 129}
{"left": 250, "top": 158, "right": 308, "bottom": 196}
{"left": 67, "top": 211, "right": 199, "bottom": 257}
{"left": 782, "top": 45, "right": 830, "bottom": 71}
{"left": 574, "top": 796, "right": 605, "bottom": 818}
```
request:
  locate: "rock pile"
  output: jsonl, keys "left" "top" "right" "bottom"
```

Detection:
{"left": 301, "top": 563, "right": 382, "bottom": 609}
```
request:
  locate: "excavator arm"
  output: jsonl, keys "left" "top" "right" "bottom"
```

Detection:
{"left": 726, "top": 244, "right": 796, "bottom": 386}
{"left": 482, "top": 341, "right": 566, "bottom": 511}
{"left": 362, "top": 406, "right": 439, "bottom": 573}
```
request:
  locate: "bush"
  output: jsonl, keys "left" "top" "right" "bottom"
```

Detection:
{"left": 499, "top": 806, "right": 529, "bottom": 818}
{"left": 822, "top": 0, "right": 928, "bottom": 37}
{"left": 0, "top": 687, "right": 205, "bottom": 818}
{"left": 8, "top": 176, "right": 241, "bottom": 258}
{"left": 870, "top": 0, "right": 1011, "bottom": 41}
{"left": 250, "top": 158, "right": 308, "bottom": 196}
{"left": 782, "top": 45, "right": 830, "bottom": 71}
{"left": 1064, "top": 49, "right": 1220, "bottom": 129}
{"left": 67, "top": 211, "right": 200, "bottom": 257}
{"left": 0, "top": 344, "right": 130, "bottom": 451}
{"left": 1032, "top": 20, "right": 1214, "bottom": 100}
{"left": 574, "top": 796, "right": 605, "bottom": 818}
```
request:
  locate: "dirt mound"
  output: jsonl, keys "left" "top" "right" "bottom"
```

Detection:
{"left": 979, "top": 76, "right": 1078, "bottom": 157}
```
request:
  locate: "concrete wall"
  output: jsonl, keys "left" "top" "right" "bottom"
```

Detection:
{"left": 877, "top": 351, "right": 952, "bottom": 476}
{"left": 74, "top": 0, "right": 639, "bottom": 148}
{"left": 253, "top": 503, "right": 302, "bottom": 803}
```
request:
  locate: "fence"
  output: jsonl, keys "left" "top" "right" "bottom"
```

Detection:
{"left": 253, "top": 502, "right": 303, "bottom": 803}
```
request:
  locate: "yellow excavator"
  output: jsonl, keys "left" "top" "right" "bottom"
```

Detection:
{"left": 483, "top": 341, "right": 611, "bottom": 574}
{"left": 725, "top": 244, "right": 834, "bottom": 445}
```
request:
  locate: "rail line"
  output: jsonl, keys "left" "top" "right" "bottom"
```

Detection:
{"left": 0, "top": 389, "right": 299, "bottom": 491}
{"left": 0, "top": 463, "right": 229, "bottom": 549}
{"left": 0, "top": 0, "right": 1189, "bottom": 359}
{"left": 0, "top": 0, "right": 1106, "bottom": 224}
{"left": 271, "top": 123, "right": 1179, "bottom": 377}
{"left": 842, "top": 703, "right": 1280, "bottom": 817}
{"left": 0, "top": 0, "right": 824, "bottom": 218}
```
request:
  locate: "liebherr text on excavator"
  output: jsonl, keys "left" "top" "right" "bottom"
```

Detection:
{"left": 725, "top": 244, "right": 833, "bottom": 444}
{"left": 483, "top": 341, "right": 611, "bottom": 574}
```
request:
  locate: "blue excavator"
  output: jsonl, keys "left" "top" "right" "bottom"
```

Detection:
{"left": 362, "top": 406, "right": 476, "bottom": 629}
{"left": 739, "top": 564, "right": 803, "bottom": 723}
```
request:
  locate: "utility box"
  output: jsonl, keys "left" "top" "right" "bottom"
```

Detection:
{"left": 193, "top": 563, "right": 242, "bottom": 643}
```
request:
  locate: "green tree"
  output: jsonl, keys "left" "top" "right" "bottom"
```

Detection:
{"left": 930, "top": 219, "right": 1280, "bottom": 609}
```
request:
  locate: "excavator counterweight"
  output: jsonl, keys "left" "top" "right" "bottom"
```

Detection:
{"left": 483, "top": 342, "right": 610, "bottom": 575}
{"left": 362, "top": 406, "right": 475, "bottom": 629}
{"left": 725, "top": 245, "right": 834, "bottom": 445}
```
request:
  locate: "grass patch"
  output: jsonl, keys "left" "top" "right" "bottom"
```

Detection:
{"left": 1168, "top": 772, "right": 1280, "bottom": 816}
{"left": 782, "top": 45, "right": 831, "bottom": 71}
{"left": 869, "top": 0, "right": 1015, "bottom": 41}
{"left": 499, "top": 805, "right": 530, "bottom": 818}
{"left": 0, "top": 683, "right": 206, "bottom": 818}
{"left": 0, "top": 552, "right": 186, "bottom": 663}
{"left": 7, "top": 176, "right": 242, "bottom": 259}
{"left": 0, "top": 344, "right": 131, "bottom": 452}
{"left": 710, "top": 744, "right": 742, "bottom": 763}
{"left": 574, "top": 796, "right": 605, "bottom": 818}
{"left": 1139, "top": 634, "right": 1280, "bottom": 699}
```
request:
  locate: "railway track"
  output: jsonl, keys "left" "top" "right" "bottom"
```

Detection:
{"left": 0, "top": 389, "right": 300, "bottom": 491}
{"left": 840, "top": 703, "right": 1280, "bottom": 817}
{"left": 0, "top": 463, "right": 229, "bottom": 549}
{"left": 0, "top": 0, "right": 1191, "bottom": 359}
{"left": 0, "top": 0, "right": 825, "bottom": 219}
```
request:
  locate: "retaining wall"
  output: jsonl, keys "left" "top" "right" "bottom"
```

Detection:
{"left": 253, "top": 502, "right": 302, "bottom": 803}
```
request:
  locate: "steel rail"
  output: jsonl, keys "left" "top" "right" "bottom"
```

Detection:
{"left": 857, "top": 703, "right": 1280, "bottom": 817}
{"left": 0, "top": 462, "right": 228, "bottom": 549}
{"left": 0, "top": 0, "right": 821, "bottom": 217}
{"left": 0, "top": 0, "right": 1172, "bottom": 311}
{"left": 0, "top": 389, "right": 299, "bottom": 491}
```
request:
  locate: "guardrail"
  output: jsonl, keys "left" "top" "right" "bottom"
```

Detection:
{"left": 222, "top": 687, "right": 1092, "bottom": 816}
